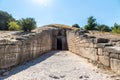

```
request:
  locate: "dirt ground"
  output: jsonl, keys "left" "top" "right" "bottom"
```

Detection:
{"left": 0, "top": 51, "right": 113, "bottom": 80}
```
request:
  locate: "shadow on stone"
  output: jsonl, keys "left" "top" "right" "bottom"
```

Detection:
{"left": 0, "top": 51, "right": 60, "bottom": 79}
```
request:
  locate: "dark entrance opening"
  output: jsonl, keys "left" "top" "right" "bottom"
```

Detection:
{"left": 57, "top": 38, "right": 62, "bottom": 50}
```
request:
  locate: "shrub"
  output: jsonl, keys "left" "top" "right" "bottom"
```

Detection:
{"left": 72, "top": 24, "right": 80, "bottom": 28}
{"left": 18, "top": 18, "right": 36, "bottom": 32}
{"left": 97, "top": 24, "right": 111, "bottom": 32}
{"left": 8, "top": 21, "right": 21, "bottom": 31}
{"left": 112, "top": 23, "right": 120, "bottom": 34}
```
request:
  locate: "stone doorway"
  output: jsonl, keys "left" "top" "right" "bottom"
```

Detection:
{"left": 57, "top": 38, "right": 62, "bottom": 50}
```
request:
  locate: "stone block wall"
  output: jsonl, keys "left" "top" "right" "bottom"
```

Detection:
{"left": 0, "top": 29, "right": 53, "bottom": 69}
{"left": 67, "top": 30, "right": 120, "bottom": 74}
{"left": 0, "top": 25, "right": 120, "bottom": 75}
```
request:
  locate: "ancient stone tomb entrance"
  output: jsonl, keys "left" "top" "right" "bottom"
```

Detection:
{"left": 57, "top": 38, "right": 62, "bottom": 50}
{"left": 56, "top": 29, "right": 68, "bottom": 50}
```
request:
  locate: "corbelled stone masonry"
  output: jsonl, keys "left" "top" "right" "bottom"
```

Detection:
{"left": 67, "top": 30, "right": 120, "bottom": 74}
{"left": 0, "top": 25, "right": 68, "bottom": 70}
{"left": 0, "top": 28, "right": 52, "bottom": 69}
{"left": 0, "top": 24, "right": 120, "bottom": 74}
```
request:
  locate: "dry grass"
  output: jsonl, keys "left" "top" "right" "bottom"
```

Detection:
{"left": 88, "top": 30, "right": 120, "bottom": 39}
{"left": 47, "top": 24, "right": 80, "bottom": 30}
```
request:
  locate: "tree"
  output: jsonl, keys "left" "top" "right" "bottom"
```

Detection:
{"left": 84, "top": 16, "right": 97, "bottom": 30}
{"left": 0, "top": 10, "right": 15, "bottom": 30}
{"left": 112, "top": 23, "right": 120, "bottom": 33}
{"left": 8, "top": 21, "right": 21, "bottom": 31}
{"left": 97, "top": 24, "right": 111, "bottom": 32}
{"left": 72, "top": 24, "right": 80, "bottom": 28}
{"left": 18, "top": 18, "right": 36, "bottom": 32}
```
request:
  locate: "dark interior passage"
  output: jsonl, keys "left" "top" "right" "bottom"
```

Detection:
{"left": 57, "top": 38, "right": 62, "bottom": 50}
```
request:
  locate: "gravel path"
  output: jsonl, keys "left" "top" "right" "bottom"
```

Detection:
{"left": 0, "top": 51, "right": 112, "bottom": 80}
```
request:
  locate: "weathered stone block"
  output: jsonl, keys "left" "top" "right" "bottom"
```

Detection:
{"left": 102, "top": 51, "right": 110, "bottom": 56}
{"left": 5, "top": 59, "right": 17, "bottom": 67}
{"left": 79, "top": 48, "right": 98, "bottom": 61}
{"left": 103, "top": 47, "right": 120, "bottom": 53}
{"left": 110, "top": 58, "right": 120, "bottom": 74}
{"left": 5, "top": 45, "right": 20, "bottom": 53}
{"left": 0, "top": 46, "right": 5, "bottom": 54}
{"left": 99, "top": 56, "right": 110, "bottom": 67}
{"left": 94, "top": 43, "right": 112, "bottom": 48}
{"left": 98, "top": 48, "right": 103, "bottom": 56}
{"left": 110, "top": 53, "right": 119, "bottom": 59}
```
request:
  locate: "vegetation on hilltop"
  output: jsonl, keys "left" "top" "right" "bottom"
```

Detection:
{"left": 72, "top": 24, "right": 80, "bottom": 28}
{"left": 84, "top": 16, "right": 97, "bottom": 30}
{"left": 18, "top": 18, "right": 36, "bottom": 32}
{"left": 0, "top": 10, "right": 15, "bottom": 30}
{"left": 0, "top": 10, "right": 36, "bottom": 32}
{"left": 97, "top": 24, "right": 111, "bottom": 32}
{"left": 0, "top": 10, "right": 120, "bottom": 34}
{"left": 83, "top": 16, "right": 111, "bottom": 32}
{"left": 74, "top": 16, "right": 119, "bottom": 33}
{"left": 112, "top": 23, "right": 120, "bottom": 34}
{"left": 8, "top": 21, "right": 21, "bottom": 31}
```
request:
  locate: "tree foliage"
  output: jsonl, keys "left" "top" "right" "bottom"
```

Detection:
{"left": 112, "top": 23, "right": 120, "bottom": 33}
{"left": 1, "top": 10, "right": 120, "bottom": 34}
{"left": 97, "top": 24, "right": 111, "bottom": 32}
{"left": 8, "top": 21, "right": 21, "bottom": 31}
{"left": 18, "top": 18, "right": 36, "bottom": 32}
{"left": 72, "top": 24, "right": 80, "bottom": 28}
{"left": 0, "top": 10, "right": 15, "bottom": 30}
{"left": 84, "top": 16, "right": 97, "bottom": 30}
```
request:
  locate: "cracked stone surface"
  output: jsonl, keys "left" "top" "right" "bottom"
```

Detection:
{"left": 0, "top": 51, "right": 112, "bottom": 80}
